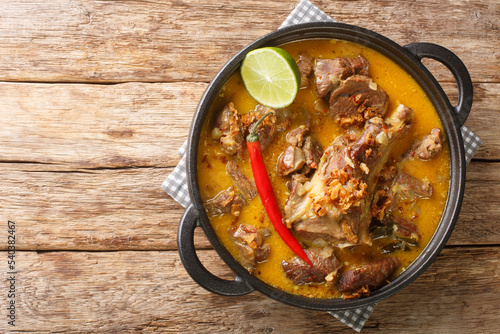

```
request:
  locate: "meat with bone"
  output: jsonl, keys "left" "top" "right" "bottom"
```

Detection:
{"left": 282, "top": 247, "right": 342, "bottom": 285}
{"left": 205, "top": 186, "right": 245, "bottom": 217}
{"left": 314, "top": 56, "right": 370, "bottom": 99}
{"left": 297, "top": 53, "right": 314, "bottom": 89}
{"left": 284, "top": 105, "right": 414, "bottom": 248}
{"left": 337, "top": 257, "right": 400, "bottom": 293}
{"left": 329, "top": 75, "right": 389, "bottom": 127}
{"left": 226, "top": 161, "right": 257, "bottom": 201}
{"left": 229, "top": 224, "right": 271, "bottom": 269}
{"left": 212, "top": 103, "right": 245, "bottom": 156}
{"left": 410, "top": 127, "right": 444, "bottom": 160}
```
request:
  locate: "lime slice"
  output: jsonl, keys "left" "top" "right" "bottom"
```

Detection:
{"left": 240, "top": 47, "right": 301, "bottom": 109}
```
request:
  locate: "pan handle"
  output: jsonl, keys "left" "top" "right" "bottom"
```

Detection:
{"left": 404, "top": 42, "right": 473, "bottom": 127}
{"left": 177, "top": 204, "right": 254, "bottom": 296}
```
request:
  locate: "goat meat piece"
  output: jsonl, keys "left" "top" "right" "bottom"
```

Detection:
{"left": 286, "top": 124, "right": 309, "bottom": 147}
{"left": 314, "top": 55, "right": 370, "bottom": 99}
{"left": 226, "top": 161, "right": 257, "bottom": 201}
{"left": 297, "top": 53, "right": 314, "bottom": 89}
{"left": 315, "top": 58, "right": 353, "bottom": 98}
{"left": 302, "top": 136, "right": 323, "bottom": 169}
{"left": 338, "top": 257, "right": 400, "bottom": 293}
{"left": 391, "top": 216, "right": 421, "bottom": 244}
{"left": 282, "top": 247, "right": 342, "bottom": 285}
{"left": 284, "top": 105, "right": 413, "bottom": 248}
{"left": 229, "top": 224, "right": 270, "bottom": 269}
{"left": 212, "top": 103, "right": 245, "bottom": 156}
{"left": 392, "top": 172, "right": 433, "bottom": 199}
{"left": 242, "top": 105, "right": 277, "bottom": 150}
{"left": 329, "top": 75, "right": 389, "bottom": 127}
{"left": 205, "top": 187, "right": 245, "bottom": 217}
{"left": 348, "top": 55, "right": 370, "bottom": 76}
{"left": 277, "top": 146, "right": 306, "bottom": 176}
{"left": 411, "top": 128, "right": 443, "bottom": 160}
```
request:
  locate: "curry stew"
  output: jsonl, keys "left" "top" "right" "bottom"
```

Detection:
{"left": 197, "top": 39, "right": 449, "bottom": 299}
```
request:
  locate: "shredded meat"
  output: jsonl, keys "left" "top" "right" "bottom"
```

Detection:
{"left": 282, "top": 247, "right": 342, "bottom": 285}
{"left": 229, "top": 224, "right": 271, "bottom": 269}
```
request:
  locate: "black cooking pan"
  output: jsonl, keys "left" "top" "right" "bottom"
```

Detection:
{"left": 177, "top": 22, "right": 472, "bottom": 311}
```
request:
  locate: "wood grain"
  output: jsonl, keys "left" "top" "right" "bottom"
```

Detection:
{"left": 0, "top": 161, "right": 497, "bottom": 251}
{"left": 0, "top": 247, "right": 498, "bottom": 333}
{"left": 0, "top": 82, "right": 497, "bottom": 168}
{"left": 0, "top": 82, "right": 206, "bottom": 168}
{"left": 0, "top": 165, "right": 210, "bottom": 251}
{"left": 462, "top": 83, "right": 500, "bottom": 160}
{"left": 0, "top": 0, "right": 497, "bottom": 83}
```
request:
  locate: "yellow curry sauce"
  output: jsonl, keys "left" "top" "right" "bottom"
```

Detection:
{"left": 197, "top": 39, "right": 449, "bottom": 298}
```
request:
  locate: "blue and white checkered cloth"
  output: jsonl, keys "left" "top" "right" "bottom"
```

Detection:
{"left": 162, "top": 0, "right": 482, "bottom": 331}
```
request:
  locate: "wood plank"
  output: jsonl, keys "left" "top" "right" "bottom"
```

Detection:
{"left": 462, "top": 83, "right": 500, "bottom": 160}
{"left": 0, "top": 247, "right": 498, "bottom": 333}
{"left": 0, "top": 161, "right": 498, "bottom": 251}
{"left": 0, "top": 165, "right": 211, "bottom": 251}
{"left": 0, "top": 0, "right": 497, "bottom": 83}
{"left": 0, "top": 82, "right": 497, "bottom": 168}
{"left": 449, "top": 161, "right": 500, "bottom": 246}
{"left": 0, "top": 81, "right": 206, "bottom": 168}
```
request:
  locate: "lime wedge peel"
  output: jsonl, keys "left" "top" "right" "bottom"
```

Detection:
{"left": 240, "top": 47, "right": 301, "bottom": 109}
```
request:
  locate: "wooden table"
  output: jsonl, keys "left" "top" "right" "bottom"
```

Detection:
{"left": 1, "top": 0, "right": 498, "bottom": 332}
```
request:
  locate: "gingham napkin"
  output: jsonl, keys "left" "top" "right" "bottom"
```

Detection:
{"left": 162, "top": 0, "right": 482, "bottom": 331}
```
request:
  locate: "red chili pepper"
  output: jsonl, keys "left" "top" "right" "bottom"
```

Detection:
{"left": 246, "top": 111, "right": 313, "bottom": 266}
